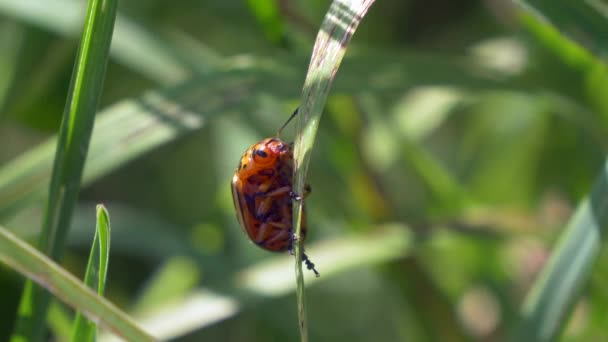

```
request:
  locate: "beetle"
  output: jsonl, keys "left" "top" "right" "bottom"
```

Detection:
{"left": 231, "top": 109, "right": 319, "bottom": 276}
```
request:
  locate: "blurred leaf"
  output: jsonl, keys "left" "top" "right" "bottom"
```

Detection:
{"left": 0, "top": 50, "right": 519, "bottom": 223}
{"left": 516, "top": 161, "right": 608, "bottom": 341}
{"left": 516, "top": 0, "right": 608, "bottom": 57}
{"left": 360, "top": 92, "right": 471, "bottom": 217}
{"left": 246, "top": 0, "right": 286, "bottom": 44}
{"left": 520, "top": 14, "right": 608, "bottom": 127}
{"left": 11, "top": 0, "right": 117, "bottom": 340}
{"left": 0, "top": 20, "right": 25, "bottom": 118}
{"left": 464, "top": 93, "right": 550, "bottom": 206}
{"left": 100, "top": 223, "right": 412, "bottom": 342}
{"left": 70, "top": 205, "right": 111, "bottom": 342}
{"left": 131, "top": 256, "right": 200, "bottom": 316}
{"left": 0, "top": 0, "right": 189, "bottom": 84}
{"left": 68, "top": 203, "right": 196, "bottom": 260}
{"left": 0, "top": 226, "right": 154, "bottom": 341}
{"left": 47, "top": 303, "right": 72, "bottom": 342}
{"left": 0, "top": 78, "right": 241, "bottom": 221}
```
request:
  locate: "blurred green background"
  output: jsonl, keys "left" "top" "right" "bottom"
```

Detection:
{"left": 1, "top": 0, "right": 607, "bottom": 341}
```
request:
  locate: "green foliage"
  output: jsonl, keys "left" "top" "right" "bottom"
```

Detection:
{"left": 0, "top": 0, "right": 607, "bottom": 341}
{"left": 70, "top": 205, "right": 111, "bottom": 342}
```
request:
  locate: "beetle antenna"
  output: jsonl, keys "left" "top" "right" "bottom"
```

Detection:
{"left": 277, "top": 107, "right": 299, "bottom": 137}
{"left": 303, "top": 253, "right": 320, "bottom": 277}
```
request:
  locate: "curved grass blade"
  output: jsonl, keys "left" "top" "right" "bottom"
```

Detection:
{"left": 292, "top": 0, "right": 376, "bottom": 340}
{"left": 11, "top": 0, "right": 117, "bottom": 340}
{"left": 515, "top": 162, "right": 608, "bottom": 341}
{"left": 0, "top": 226, "right": 154, "bottom": 342}
{"left": 70, "top": 205, "right": 111, "bottom": 342}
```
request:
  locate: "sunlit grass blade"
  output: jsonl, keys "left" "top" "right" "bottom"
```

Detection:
{"left": 292, "top": 0, "right": 376, "bottom": 340}
{"left": 11, "top": 0, "right": 117, "bottom": 340}
{"left": 0, "top": 226, "right": 153, "bottom": 341}
{"left": 70, "top": 205, "right": 111, "bottom": 342}
{"left": 515, "top": 162, "right": 608, "bottom": 341}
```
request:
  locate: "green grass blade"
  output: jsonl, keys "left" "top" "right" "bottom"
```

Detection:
{"left": 70, "top": 205, "right": 111, "bottom": 342}
{"left": 11, "top": 0, "right": 117, "bottom": 340}
{"left": 517, "top": 13, "right": 608, "bottom": 125}
{"left": 292, "top": 0, "right": 376, "bottom": 340}
{"left": 515, "top": 0, "right": 608, "bottom": 56}
{"left": 515, "top": 162, "right": 608, "bottom": 341}
{"left": 0, "top": 226, "right": 154, "bottom": 341}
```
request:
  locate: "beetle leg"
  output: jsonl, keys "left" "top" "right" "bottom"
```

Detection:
{"left": 303, "top": 253, "right": 320, "bottom": 277}
{"left": 256, "top": 197, "right": 273, "bottom": 218}
{"left": 258, "top": 180, "right": 272, "bottom": 193}
{"left": 289, "top": 191, "right": 302, "bottom": 201}
{"left": 263, "top": 228, "right": 289, "bottom": 245}
{"left": 255, "top": 222, "right": 269, "bottom": 243}
{"left": 286, "top": 247, "right": 320, "bottom": 277}
{"left": 288, "top": 185, "right": 311, "bottom": 201}
{"left": 267, "top": 221, "right": 288, "bottom": 229}
{"left": 263, "top": 186, "right": 291, "bottom": 197}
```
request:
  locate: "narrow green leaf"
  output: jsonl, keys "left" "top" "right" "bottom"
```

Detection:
{"left": 11, "top": 0, "right": 117, "bottom": 340}
{"left": 0, "top": 226, "right": 153, "bottom": 341}
{"left": 515, "top": 162, "right": 608, "bottom": 341}
{"left": 518, "top": 14, "right": 608, "bottom": 126}
{"left": 292, "top": 0, "right": 375, "bottom": 340}
{"left": 515, "top": 0, "right": 608, "bottom": 57}
{"left": 70, "top": 205, "right": 111, "bottom": 342}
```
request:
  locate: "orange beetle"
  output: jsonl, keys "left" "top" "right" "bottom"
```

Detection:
{"left": 231, "top": 109, "right": 319, "bottom": 276}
